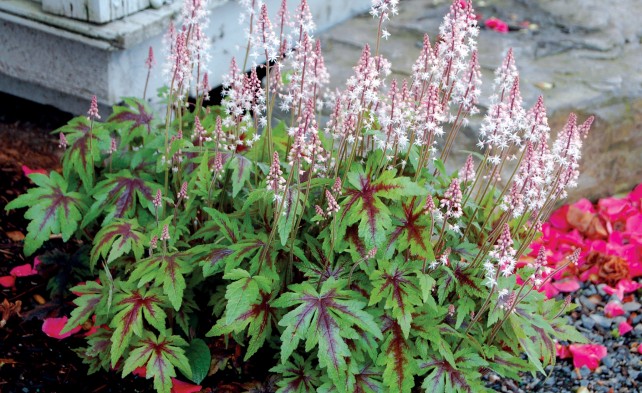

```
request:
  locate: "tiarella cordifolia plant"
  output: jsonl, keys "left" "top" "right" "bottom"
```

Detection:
{"left": 5, "top": 1, "right": 593, "bottom": 392}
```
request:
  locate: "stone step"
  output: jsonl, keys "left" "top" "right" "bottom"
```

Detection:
{"left": 0, "top": 0, "right": 370, "bottom": 114}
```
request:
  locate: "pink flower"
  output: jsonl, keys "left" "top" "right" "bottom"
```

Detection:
{"left": 171, "top": 378, "right": 202, "bottom": 393}
{"left": 568, "top": 343, "right": 607, "bottom": 370}
{"left": 618, "top": 321, "right": 633, "bottom": 335}
{"left": 42, "top": 317, "right": 81, "bottom": 339}
{"left": 21, "top": 165, "right": 47, "bottom": 177}
{"left": 10, "top": 263, "right": 38, "bottom": 277}
{"left": 604, "top": 301, "right": 626, "bottom": 318}
{"left": 0, "top": 275, "right": 16, "bottom": 288}
{"left": 485, "top": 17, "right": 508, "bottom": 33}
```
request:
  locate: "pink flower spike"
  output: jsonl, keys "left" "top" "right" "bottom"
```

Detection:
{"left": 87, "top": 95, "right": 101, "bottom": 120}
{"left": 551, "top": 277, "right": 581, "bottom": 293}
{"left": 618, "top": 321, "right": 633, "bottom": 336}
{"left": 0, "top": 275, "right": 16, "bottom": 288}
{"left": 145, "top": 46, "right": 155, "bottom": 70}
{"left": 10, "top": 263, "right": 38, "bottom": 277}
{"left": 604, "top": 301, "right": 626, "bottom": 318}
{"left": 21, "top": 165, "right": 47, "bottom": 177}
{"left": 42, "top": 317, "right": 81, "bottom": 339}
{"left": 568, "top": 343, "right": 607, "bottom": 370}
{"left": 171, "top": 378, "right": 202, "bottom": 393}
{"left": 485, "top": 17, "right": 508, "bottom": 33}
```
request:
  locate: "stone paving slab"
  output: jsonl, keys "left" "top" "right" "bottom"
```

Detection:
{"left": 317, "top": 0, "right": 642, "bottom": 200}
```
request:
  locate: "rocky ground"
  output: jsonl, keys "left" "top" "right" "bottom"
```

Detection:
{"left": 489, "top": 282, "right": 642, "bottom": 393}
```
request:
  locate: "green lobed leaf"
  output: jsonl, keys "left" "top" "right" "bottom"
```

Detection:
{"left": 5, "top": 171, "right": 86, "bottom": 256}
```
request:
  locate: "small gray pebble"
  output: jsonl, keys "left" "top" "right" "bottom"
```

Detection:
{"left": 623, "top": 302, "right": 641, "bottom": 312}
{"left": 591, "top": 314, "right": 613, "bottom": 328}
{"left": 603, "top": 355, "right": 615, "bottom": 368}
{"left": 581, "top": 314, "right": 596, "bottom": 329}
{"left": 579, "top": 295, "right": 597, "bottom": 311}
{"left": 580, "top": 365, "right": 591, "bottom": 378}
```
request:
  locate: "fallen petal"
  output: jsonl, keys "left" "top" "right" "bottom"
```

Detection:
{"left": 21, "top": 165, "right": 48, "bottom": 177}
{"left": 556, "top": 343, "right": 572, "bottom": 359}
{"left": 42, "top": 317, "right": 81, "bottom": 339}
{"left": 619, "top": 321, "right": 633, "bottom": 335}
{"left": 171, "top": 378, "right": 202, "bottom": 393}
{"left": 552, "top": 278, "right": 581, "bottom": 293}
{"left": 133, "top": 366, "right": 147, "bottom": 377}
{"left": 10, "top": 263, "right": 38, "bottom": 277}
{"left": 604, "top": 301, "right": 626, "bottom": 318}
{"left": 0, "top": 275, "right": 16, "bottom": 288}
{"left": 568, "top": 343, "right": 607, "bottom": 370}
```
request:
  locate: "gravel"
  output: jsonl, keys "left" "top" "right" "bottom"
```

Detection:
{"left": 487, "top": 282, "right": 642, "bottom": 393}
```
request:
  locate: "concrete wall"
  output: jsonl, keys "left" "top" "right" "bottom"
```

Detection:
{"left": 0, "top": 0, "right": 371, "bottom": 114}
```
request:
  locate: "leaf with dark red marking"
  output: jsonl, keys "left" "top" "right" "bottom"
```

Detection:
{"left": 122, "top": 330, "right": 191, "bottom": 393}
{"left": 387, "top": 201, "right": 435, "bottom": 260}
{"left": 5, "top": 172, "right": 86, "bottom": 256}
{"left": 90, "top": 219, "right": 146, "bottom": 269}
{"left": 108, "top": 98, "right": 154, "bottom": 140}
{"left": 270, "top": 353, "right": 321, "bottom": 393}
{"left": 369, "top": 259, "right": 423, "bottom": 338}
{"left": 62, "top": 280, "right": 104, "bottom": 335}
{"left": 109, "top": 283, "right": 167, "bottom": 366}
{"left": 208, "top": 280, "right": 278, "bottom": 360}
{"left": 57, "top": 116, "right": 109, "bottom": 191}
{"left": 340, "top": 168, "right": 424, "bottom": 249}
{"left": 317, "top": 363, "right": 382, "bottom": 393}
{"left": 418, "top": 349, "right": 487, "bottom": 393}
{"left": 274, "top": 279, "right": 382, "bottom": 387}
{"left": 378, "top": 315, "right": 417, "bottom": 393}
{"left": 83, "top": 170, "right": 159, "bottom": 227}
{"left": 130, "top": 251, "right": 195, "bottom": 311}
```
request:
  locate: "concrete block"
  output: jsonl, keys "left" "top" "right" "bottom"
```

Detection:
{"left": 0, "top": 0, "right": 371, "bottom": 115}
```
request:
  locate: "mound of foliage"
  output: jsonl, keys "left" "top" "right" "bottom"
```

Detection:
{"left": 5, "top": 0, "right": 593, "bottom": 392}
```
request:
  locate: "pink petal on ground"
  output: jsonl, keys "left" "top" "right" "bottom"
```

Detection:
{"left": 604, "top": 301, "right": 626, "bottom": 318}
{"left": 10, "top": 263, "right": 38, "bottom": 277}
{"left": 485, "top": 17, "right": 509, "bottom": 33}
{"left": 21, "top": 165, "right": 48, "bottom": 177}
{"left": 638, "top": 345, "right": 642, "bottom": 355}
{"left": 572, "top": 198, "right": 596, "bottom": 213}
{"left": 619, "top": 321, "right": 633, "bottom": 335}
{"left": 0, "top": 275, "right": 16, "bottom": 288}
{"left": 549, "top": 205, "right": 571, "bottom": 230}
{"left": 568, "top": 343, "right": 607, "bottom": 370}
{"left": 556, "top": 343, "right": 572, "bottom": 359}
{"left": 552, "top": 278, "right": 581, "bottom": 293}
{"left": 133, "top": 366, "right": 147, "bottom": 377}
{"left": 618, "top": 279, "right": 641, "bottom": 293}
{"left": 171, "top": 379, "right": 202, "bottom": 393}
{"left": 42, "top": 317, "right": 81, "bottom": 339}
{"left": 598, "top": 197, "right": 635, "bottom": 223}
{"left": 33, "top": 257, "right": 42, "bottom": 268}
{"left": 539, "top": 282, "right": 560, "bottom": 299}
{"left": 628, "top": 183, "right": 642, "bottom": 205}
